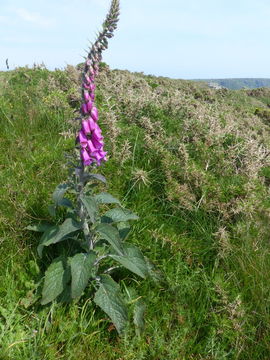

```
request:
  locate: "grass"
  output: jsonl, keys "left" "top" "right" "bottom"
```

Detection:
{"left": 1, "top": 65, "right": 270, "bottom": 359}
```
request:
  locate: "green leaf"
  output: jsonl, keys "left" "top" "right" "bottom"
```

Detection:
{"left": 57, "top": 285, "right": 72, "bottom": 303}
{"left": 37, "top": 225, "right": 59, "bottom": 257}
{"left": 52, "top": 183, "right": 70, "bottom": 205}
{"left": 94, "top": 192, "right": 120, "bottom": 205}
{"left": 94, "top": 275, "right": 128, "bottom": 334}
{"left": 80, "top": 194, "right": 98, "bottom": 223}
{"left": 58, "top": 198, "right": 73, "bottom": 208}
{"left": 26, "top": 223, "right": 54, "bottom": 233}
{"left": 41, "top": 258, "right": 70, "bottom": 305}
{"left": 83, "top": 173, "right": 107, "bottom": 184}
{"left": 133, "top": 299, "right": 146, "bottom": 335}
{"left": 95, "top": 223, "right": 124, "bottom": 255}
{"left": 110, "top": 243, "right": 149, "bottom": 279}
{"left": 102, "top": 208, "right": 139, "bottom": 223}
{"left": 70, "top": 252, "right": 96, "bottom": 299}
{"left": 116, "top": 222, "right": 131, "bottom": 240}
{"left": 38, "top": 218, "right": 81, "bottom": 257}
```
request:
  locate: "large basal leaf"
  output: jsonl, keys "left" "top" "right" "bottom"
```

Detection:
{"left": 102, "top": 208, "right": 139, "bottom": 223}
{"left": 70, "top": 252, "right": 96, "bottom": 299}
{"left": 94, "top": 275, "right": 128, "bottom": 334}
{"left": 80, "top": 194, "right": 98, "bottom": 223}
{"left": 95, "top": 223, "right": 124, "bottom": 255}
{"left": 37, "top": 225, "right": 59, "bottom": 257}
{"left": 110, "top": 243, "right": 149, "bottom": 279}
{"left": 41, "top": 258, "right": 70, "bottom": 305}
{"left": 94, "top": 192, "right": 120, "bottom": 205}
{"left": 26, "top": 223, "right": 54, "bottom": 233}
{"left": 38, "top": 218, "right": 81, "bottom": 257}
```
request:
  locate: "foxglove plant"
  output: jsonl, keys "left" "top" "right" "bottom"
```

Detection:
{"left": 28, "top": 0, "right": 151, "bottom": 334}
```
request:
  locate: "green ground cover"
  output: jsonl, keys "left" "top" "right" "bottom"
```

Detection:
{"left": 1, "top": 66, "right": 270, "bottom": 359}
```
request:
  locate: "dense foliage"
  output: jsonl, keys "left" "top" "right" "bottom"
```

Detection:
{"left": 1, "top": 65, "right": 270, "bottom": 359}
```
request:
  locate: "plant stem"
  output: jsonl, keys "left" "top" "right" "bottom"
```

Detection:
{"left": 77, "top": 165, "right": 94, "bottom": 250}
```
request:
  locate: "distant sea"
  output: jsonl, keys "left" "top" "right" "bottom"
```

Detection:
{"left": 192, "top": 78, "right": 270, "bottom": 90}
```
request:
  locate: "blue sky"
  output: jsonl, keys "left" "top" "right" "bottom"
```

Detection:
{"left": 0, "top": 0, "right": 270, "bottom": 79}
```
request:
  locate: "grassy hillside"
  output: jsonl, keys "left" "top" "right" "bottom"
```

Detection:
{"left": 193, "top": 78, "right": 270, "bottom": 90}
{"left": 1, "top": 66, "right": 270, "bottom": 359}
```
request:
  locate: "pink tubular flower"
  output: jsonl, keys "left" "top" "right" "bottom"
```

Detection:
{"left": 91, "top": 107, "right": 98, "bottom": 122}
{"left": 93, "top": 150, "right": 107, "bottom": 166}
{"left": 92, "top": 137, "right": 104, "bottom": 150}
{"left": 81, "top": 103, "right": 88, "bottom": 114}
{"left": 78, "top": 130, "right": 88, "bottom": 147}
{"left": 78, "top": 50, "right": 108, "bottom": 166}
{"left": 82, "top": 120, "right": 91, "bottom": 134}
{"left": 87, "top": 139, "right": 96, "bottom": 153}
{"left": 92, "top": 129, "right": 103, "bottom": 142}
{"left": 81, "top": 148, "right": 92, "bottom": 166}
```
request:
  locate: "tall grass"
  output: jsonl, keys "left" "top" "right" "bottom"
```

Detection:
{"left": 1, "top": 65, "right": 270, "bottom": 359}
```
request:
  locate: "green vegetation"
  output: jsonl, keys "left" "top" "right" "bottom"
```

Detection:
{"left": 194, "top": 78, "right": 270, "bottom": 90}
{"left": 1, "top": 65, "right": 270, "bottom": 359}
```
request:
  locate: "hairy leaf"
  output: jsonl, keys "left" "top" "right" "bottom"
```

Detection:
{"left": 95, "top": 223, "right": 124, "bottom": 255}
{"left": 26, "top": 223, "right": 54, "bottom": 233}
{"left": 83, "top": 173, "right": 106, "bottom": 184}
{"left": 52, "top": 183, "right": 70, "bottom": 205}
{"left": 58, "top": 198, "right": 73, "bottom": 208}
{"left": 94, "top": 275, "right": 128, "bottom": 334}
{"left": 70, "top": 252, "right": 96, "bottom": 298}
{"left": 111, "top": 243, "right": 148, "bottom": 279}
{"left": 80, "top": 195, "right": 98, "bottom": 223}
{"left": 37, "top": 225, "right": 59, "bottom": 257}
{"left": 41, "top": 258, "right": 70, "bottom": 305}
{"left": 102, "top": 207, "right": 139, "bottom": 223}
{"left": 94, "top": 192, "right": 120, "bottom": 205}
{"left": 38, "top": 218, "right": 81, "bottom": 257}
{"left": 117, "top": 222, "right": 131, "bottom": 240}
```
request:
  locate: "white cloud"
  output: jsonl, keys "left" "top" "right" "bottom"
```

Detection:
{"left": 15, "top": 8, "right": 54, "bottom": 27}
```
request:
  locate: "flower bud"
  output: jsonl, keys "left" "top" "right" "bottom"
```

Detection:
{"left": 83, "top": 83, "right": 91, "bottom": 90}
{"left": 90, "top": 84, "right": 96, "bottom": 92}
{"left": 87, "top": 101, "right": 93, "bottom": 112}
{"left": 84, "top": 91, "right": 90, "bottom": 101}
{"left": 84, "top": 74, "right": 91, "bottom": 84}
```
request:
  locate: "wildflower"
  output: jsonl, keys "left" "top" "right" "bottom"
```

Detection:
{"left": 91, "top": 107, "right": 98, "bottom": 122}
{"left": 77, "top": 0, "right": 120, "bottom": 167}
{"left": 81, "top": 148, "right": 93, "bottom": 166}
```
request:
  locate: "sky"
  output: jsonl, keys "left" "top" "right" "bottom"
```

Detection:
{"left": 0, "top": 0, "right": 270, "bottom": 79}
